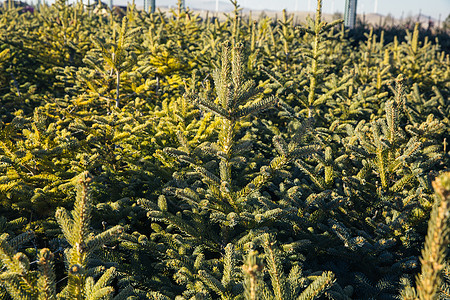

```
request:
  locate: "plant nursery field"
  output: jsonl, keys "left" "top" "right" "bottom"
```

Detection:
{"left": 0, "top": 0, "right": 449, "bottom": 299}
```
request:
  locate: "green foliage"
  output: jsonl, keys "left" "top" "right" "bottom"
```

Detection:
{"left": 399, "top": 172, "right": 450, "bottom": 300}
{"left": 0, "top": 107, "right": 79, "bottom": 214}
{"left": 64, "top": 14, "right": 142, "bottom": 108}
{"left": 0, "top": 0, "right": 449, "bottom": 299}
{"left": 0, "top": 171, "right": 129, "bottom": 299}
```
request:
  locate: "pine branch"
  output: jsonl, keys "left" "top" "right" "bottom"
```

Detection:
{"left": 262, "top": 234, "right": 287, "bottom": 300}
{"left": 86, "top": 267, "right": 115, "bottom": 300}
{"left": 37, "top": 249, "right": 56, "bottom": 300}
{"left": 86, "top": 225, "right": 124, "bottom": 252}
{"left": 297, "top": 271, "right": 334, "bottom": 300}
{"left": 198, "top": 270, "right": 226, "bottom": 297}
{"left": 221, "top": 243, "right": 236, "bottom": 289}
{"left": 416, "top": 172, "right": 450, "bottom": 300}
{"left": 242, "top": 250, "right": 263, "bottom": 300}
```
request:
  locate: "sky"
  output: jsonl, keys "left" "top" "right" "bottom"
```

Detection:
{"left": 159, "top": 0, "right": 450, "bottom": 20}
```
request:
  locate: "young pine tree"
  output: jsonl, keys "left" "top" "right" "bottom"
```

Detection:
{"left": 0, "top": 171, "right": 129, "bottom": 299}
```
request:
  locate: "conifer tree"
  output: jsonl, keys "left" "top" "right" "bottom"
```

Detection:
{"left": 250, "top": 233, "right": 335, "bottom": 300}
{"left": 159, "top": 42, "right": 277, "bottom": 214}
{"left": 400, "top": 172, "right": 450, "bottom": 300}
{"left": 338, "top": 75, "right": 445, "bottom": 232}
{"left": 56, "top": 172, "right": 124, "bottom": 299}
{"left": 0, "top": 0, "right": 449, "bottom": 298}
{"left": 66, "top": 15, "right": 141, "bottom": 108}
{"left": 139, "top": 41, "right": 343, "bottom": 299}
{"left": 261, "top": 0, "right": 351, "bottom": 121}
{"left": 0, "top": 108, "right": 80, "bottom": 215}
{"left": 152, "top": 73, "right": 219, "bottom": 165}
{"left": 0, "top": 171, "right": 129, "bottom": 299}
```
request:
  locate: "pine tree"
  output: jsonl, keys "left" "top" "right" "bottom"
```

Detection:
{"left": 400, "top": 172, "right": 450, "bottom": 300}
{"left": 64, "top": 14, "right": 141, "bottom": 109}
{"left": 0, "top": 107, "right": 80, "bottom": 215}
{"left": 138, "top": 41, "right": 346, "bottom": 299}
{"left": 1, "top": 0, "right": 449, "bottom": 298}
{"left": 261, "top": 0, "right": 351, "bottom": 121}
{"left": 0, "top": 171, "right": 129, "bottom": 299}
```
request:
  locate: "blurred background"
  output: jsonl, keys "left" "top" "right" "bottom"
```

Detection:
{"left": 158, "top": 0, "right": 448, "bottom": 21}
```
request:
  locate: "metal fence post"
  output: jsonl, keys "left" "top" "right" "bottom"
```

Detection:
{"left": 150, "top": 0, "right": 155, "bottom": 13}
{"left": 344, "top": 0, "right": 357, "bottom": 28}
